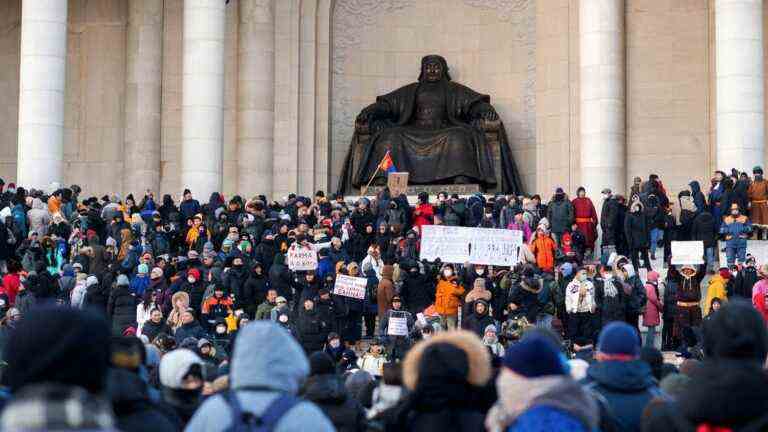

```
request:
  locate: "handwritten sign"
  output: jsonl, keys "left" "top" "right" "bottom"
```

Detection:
{"left": 671, "top": 241, "right": 704, "bottom": 265}
{"left": 420, "top": 225, "right": 523, "bottom": 266}
{"left": 287, "top": 244, "right": 318, "bottom": 271}
{"left": 333, "top": 274, "right": 367, "bottom": 299}
{"left": 387, "top": 312, "right": 409, "bottom": 336}
{"left": 387, "top": 172, "right": 409, "bottom": 197}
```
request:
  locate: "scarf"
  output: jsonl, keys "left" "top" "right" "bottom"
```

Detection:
{"left": 604, "top": 278, "right": 618, "bottom": 298}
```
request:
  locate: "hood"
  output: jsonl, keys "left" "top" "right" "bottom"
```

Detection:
{"left": 586, "top": 360, "right": 655, "bottom": 392}
{"left": 230, "top": 321, "right": 308, "bottom": 394}
{"left": 303, "top": 374, "right": 348, "bottom": 404}
{"left": 171, "top": 291, "right": 190, "bottom": 309}
{"left": 31, "top": 198, "right": 45, "bottom": 210}
{"left": 689, "top": 180, "right": 701, "bottom": 195}
{"left": 679, "top": 360, "right": 768, "bottom": 428}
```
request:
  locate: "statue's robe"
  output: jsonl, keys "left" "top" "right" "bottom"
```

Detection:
{"left": 338, "top": 80, "right": 523, "bottom": 194}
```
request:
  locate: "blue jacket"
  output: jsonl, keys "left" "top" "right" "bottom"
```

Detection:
{"left": 508, "top": 406, "right": 588, "bottom": 432}
{"left": 185, "top": 321, "right": 334, "bottom": 432}
{"left": 130, "top": 275, "right": 150, "bottom": 297}
{"left": 583, "top": 360, "right": 664, "bottom": 432}
{"left": 719, "top": 214, "right": 752, "bottom": 249}
{"left": 179, "top": 199, "right": 201, "bottom": 221}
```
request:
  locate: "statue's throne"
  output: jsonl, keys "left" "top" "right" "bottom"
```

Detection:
{"left": 349, "top": 118, "right": 505, "bottom": 194}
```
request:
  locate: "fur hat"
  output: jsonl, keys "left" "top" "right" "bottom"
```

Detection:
{"left": 403, "top": 330, "right": 490, "bottom": 391}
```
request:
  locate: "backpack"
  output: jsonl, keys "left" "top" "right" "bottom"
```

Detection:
{"left": 223, "top": 390, "right": 301, "bottom": 432}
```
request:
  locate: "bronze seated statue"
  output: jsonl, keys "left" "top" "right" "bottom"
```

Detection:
{"left": 337, "top": 54, "right": 523, "bottom": 195}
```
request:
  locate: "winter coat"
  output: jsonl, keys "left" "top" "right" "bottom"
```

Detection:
{"left": 720, "top": 214, "right": 752, "bottom": 249}
{"left": 27, "top": 198, "right": 51, "bottom": 236}
{"left": 624, "top": 209, "right": 650, "bottom": 249}
{"left": 185, "top": 322, "right": 335, "bottom": 432}
{"left": 642, "top": 282, "right": 662, "bottom": 327}
{"left": 2, "top": 273, "right": 20, "bottom": 305}
{"left": 752, "top": 279, "right": 768, "bottom": 323}
{"left": 222, "top": 266, "right": 250, "bottom": 309}
{"left": 301, "top": 374, "right": 366, "bottom": 432}
{"left": 140, "top": 319, "right": 170, "bottom": 343}
{"left": 106, "top": 368, "right": 179, "bottom": 432}
{"left": 642, "top": 360, "right": 768, "bottom": 432}
{"left": 547, "top": 199, "right": 574, "bottom": 235}
{"left": 254, "top": 300, "right": 275, "bottom": 320}
{"left": 400, "top": 271, "right": 434, "bottom": 314}
{"left": 596, "top": 278, "right": 627, "bottom": 324}
{"left": 461, "top": 303, "right": 495, "bottom": 337}
{"left": 173, "top": 320, "right": 207, "bottom": 345}
{"left": 730, "top": 265, "right": 759, "bottom": 299}
{"left": 108, "top": 285, "right": 137, "bottom": 335}
{"left": 662, "top": 278, "right": 678, "bottom": 320}
{"left": 296, "top": 309, "right": 328, "bottom": 353}
{"left": 690, "top": 211, "right": 716, "bottom": 248}
{"left": 529, "top": 235, "right": 556, "bottom": 273}
{"left": 583, "top": 360, "right": 663, "bottom": 432}
{"left": 508, "top": 281, "right": 542, "bottom": 323}
{"left": 601, "top": 197, "right": 621, "bottom": 246}
{"left": 434, "top": 276, "right": 464, "bottom": 316}
{"left": 689, "top": 180, "right": 707, "bottom": 214}
{"left": 376, "top": 265, "right": 396, "bottom": 319}
{"left": 181, "top": 279, "right": 206, "bottom": 315}
{"left": 413, "top": 203, "right": 434, "bottom": 231}
{"left": 704, "top": 275, "right": 728, "bottom": 315}
{"left": 15, "top": 289, "right": 35, "bottom": 315}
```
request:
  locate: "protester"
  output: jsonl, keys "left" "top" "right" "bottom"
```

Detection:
{"left": 301, "top": 351, "right": 366, "bottom": 432}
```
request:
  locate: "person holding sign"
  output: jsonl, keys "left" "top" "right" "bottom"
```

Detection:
{"left": 434, "top": 264, "right": 465, "bottom": 330}
{"left": 379, "top": 296, "right": 414, "bottom": 361}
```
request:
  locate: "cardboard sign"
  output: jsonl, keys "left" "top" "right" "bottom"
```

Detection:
{"left": 420, "top": 225, "right": 523, "bottom": 266}
{"left": 671, "top": 241, "right": 704, "bottom": 265}
{"left": 387, "top": 172, "right": 409, "bottom": 197}
{"left": 287, "top": 244, "right": 318, "bottom": 271}
{"left": 333, "top": 274, "right": 367, "bottom": 299}
{"left": 387, "top": 313, "right": 409, "bottom": 336}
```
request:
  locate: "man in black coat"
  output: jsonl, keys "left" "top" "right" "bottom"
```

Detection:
{"left": 624, "top": 202, "right": 651, "bottom": 272}
{"left": 301, "top": 352, "right": 366, "bottom": 432}
{"left": 108, "top": 274, "right": 137, "bottom": 335}
{"left": 296, "top": 298, "right": 328, "bottom": 354}
{"left": 600, "top": 188, "right": 620, "bottom": 264}
{"left": 399, "top": 262, "right": 435, "bottom": 315}
{"left": 691, "top": 210, "right": 716, "bottom": 271}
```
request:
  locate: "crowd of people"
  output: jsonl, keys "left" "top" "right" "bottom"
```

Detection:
{"left": 0, "top": 166, "right": 764, "bottom": 431}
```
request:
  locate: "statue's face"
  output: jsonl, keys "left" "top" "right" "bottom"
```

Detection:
{"left": 424, "top": 61, "right": 443, "bottom": 82}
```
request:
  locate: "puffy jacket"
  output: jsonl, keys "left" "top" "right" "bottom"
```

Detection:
{"left": 27, "top": 198, "right": 51, "bottom": 236}
{"left": 434, "top": 276, "right": 464, "bottom": 316}
{"left": 704, "top": 274, "right": 728, "bottom": 315}
{"left": 400, "top": 270, "right": 434, "bottom": 314}
{"left": 642, "top": 282, "right": 662, "bottom": 327}
{"left": 595, "top": 278, "right": 627, "bottom": 324}
{"left": 108, "top": 285, "right": 137, "bottom": 335}
{"left": 719, "top": 214, "right": 752, "bottom": 249}
{"left": 690, "top": 211, "right": 716, "bottom": 248}
{"left": 301, "top": 374, "right": 366, "bottom": 432}
{"left": 547, "top": 199, "right": 574, "bottom": 234}
{"left": 173, "top": 319, "right": 207, "bottom": 345}
{"left": 624, "top": 209, "right": 650, "bottom": 249}
{"left": 296, "top": 309, "right": 328, "bottom": 353}
{"left": 530, "top": 235, "right": 556, "bottom": 272}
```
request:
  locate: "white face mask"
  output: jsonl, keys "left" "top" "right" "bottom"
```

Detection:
{"left": 329, "top": 340, "right": 340, "bottom": 348}
{"left": 476, "top": 269, "right": 485, "bottom": 276}
{"left": 278, "top": 315, "right": 288, "bottom": 323}
{"left": 443, "top": 269, "right": 453, "bottom": 277}
{"left": 187, "top": 277, "right": 196, "bottom": 284}
{"left": 577, "top": 273, "right": 587, "bottom": 282}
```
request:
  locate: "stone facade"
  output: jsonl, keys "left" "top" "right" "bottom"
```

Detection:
{"left": 0, "top": 0, "right": 765, "bottom": 199}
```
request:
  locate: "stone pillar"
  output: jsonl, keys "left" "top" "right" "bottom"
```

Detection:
{"left": 124, "top": 0, "right": 163, "bottom": 196}
{"left": 17, "top": 0, "right": 68, "bottom": 191}
{"left": 182, "top": 0, "right": 226, "bottom": 198}
{"left": 579, "top": 0, "right": 625, "bottom": 196}
{"left": 237, "top": 0, "right": 275, "bottom": 198}
{"left": 715, "top": 0, "right": 764, "bottom": 172}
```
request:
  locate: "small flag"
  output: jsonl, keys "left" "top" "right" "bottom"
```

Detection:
{"left": 379, "top": 151, "right": 397, "bottom": 174}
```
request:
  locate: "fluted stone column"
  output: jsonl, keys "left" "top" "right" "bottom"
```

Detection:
{"left": 237, "top": 0, "right": 275, "bottom": 198}
{"left": 579, "top": 0, "right": 625, "bottom": 196}
{"left": 716, "top": 0, "right": 764, "bottom": 172}
{"left": 124, "top": 0, "right": 163, "bottom": 195}
{"left": 182, "top": 0, "right": 226, "bottom": 198}
{"left": 17, "top": 0, "right": 68, "bottom": 191}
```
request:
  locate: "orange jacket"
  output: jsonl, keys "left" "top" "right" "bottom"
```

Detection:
{"left": 530, "top": 235, "right": 556, "bottom": 272}
{"left": 434, "top": 276, "right": 465, "bottom": 316}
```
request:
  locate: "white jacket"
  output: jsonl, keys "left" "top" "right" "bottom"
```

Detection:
{"left": 565, "top": 279, "right": 596, "bottom": 314}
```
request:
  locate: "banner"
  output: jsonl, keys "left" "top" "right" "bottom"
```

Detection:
{"left": 333, "top": 274, "right": 367, "bottom": 299}
{"left": 671, "top": 241, "right": 704, "bottom": 265}
{"left": 387, "top": 312, "right": 409, "bottom": 336}
{"left": 287, "top": 244, "right": 318, "bottom": 271}
{"left": 420, "top": 225, "right": 523, "bottom": 266}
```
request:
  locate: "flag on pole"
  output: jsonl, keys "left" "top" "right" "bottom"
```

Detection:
{"left": 379, "top": 151, "right": 397, "bottom": 174}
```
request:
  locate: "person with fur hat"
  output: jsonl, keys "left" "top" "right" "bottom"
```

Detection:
{"left": 434, "top": 263, "right": 465, "bottom": 330}
{"left": 486, "top": 335, "right": 599, "bottom": 432}
{"left": 720, "top": 202, "right": 752, "bottom": 265}
{"left": 583, "top": 322, "right": 662, "bottom": 432}
{"left": 383, "top": 330, "right": 491, "bottom": 431}
{"left": 166, "top": 290, "right": 190, "bottom": 332}
{"left": 643, "top": 300, "right": 768, "bottom": 431}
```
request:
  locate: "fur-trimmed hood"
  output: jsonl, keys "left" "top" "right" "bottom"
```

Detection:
{"left": 403, "top": 330, "right": 491, "bottom": 391}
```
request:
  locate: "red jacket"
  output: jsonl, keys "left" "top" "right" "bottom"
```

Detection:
{"left": 2, "top": 273, "right": 20, "bottom": 305}
{"left": 413, "top": 203, "right": 434, "bottom": 232}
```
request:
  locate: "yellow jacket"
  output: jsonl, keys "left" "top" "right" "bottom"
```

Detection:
{"left": 704, "top": 274, "right": 728, "bottom": 315}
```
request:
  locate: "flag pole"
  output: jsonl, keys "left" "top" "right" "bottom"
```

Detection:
{"left": 360, "top": 150, "right": 390, "bottom": 196}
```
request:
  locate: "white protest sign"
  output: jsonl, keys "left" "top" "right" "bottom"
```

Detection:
{"left": 387, "top": 313, "right": 409, "bottom": 336}
{"left": 671, "top": 241, "right": 704, "bottom": 265}
{"left": 333, "top": 274, "right": 367, "bottom": 299}
{"left": 420, "top": 225, "right": 523, "bottom": 266}
{"left": 287, "top": 244, "right": 318, "bottom": 271}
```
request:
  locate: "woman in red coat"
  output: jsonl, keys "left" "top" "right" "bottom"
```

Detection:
{"left": 572, "top": 187, "right": 598, "bottom": 254}
{"left": 413, "top": 192, "right": 434, "bottom": 232}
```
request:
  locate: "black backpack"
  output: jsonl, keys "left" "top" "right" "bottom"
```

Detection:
{"left": 223, "top": 391, "right": 301, "bottom": 432}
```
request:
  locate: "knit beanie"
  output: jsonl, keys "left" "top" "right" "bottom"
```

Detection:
{"left": 116, "top": 274, "right": 130, "bottom": 286}
{"left": 159, "top": 349, "right": 203, "bottom": 389}
{"left": 597, "top": 322, "right": 640, "bottom": 358}
{"left": 150, "top": 267, "right": 163, "bottom": 280}
{"left": 309, "top": 351, "right": 335, "bottom": 376}
{"left": 4, "top": 307, "right": 110, "bottom": 393}
{"left": 187, "top": 268, "right": 201, "bottom": 281}
{"left": 502, "top": 335, "right": 566, "bottom": 378}
{"left": 137, "top": 263, "right": 149, "bottom": 275}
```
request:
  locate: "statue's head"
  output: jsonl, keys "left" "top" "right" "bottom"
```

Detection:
{"left": 418, "top": 55, "right": 451, "bottom": 83}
